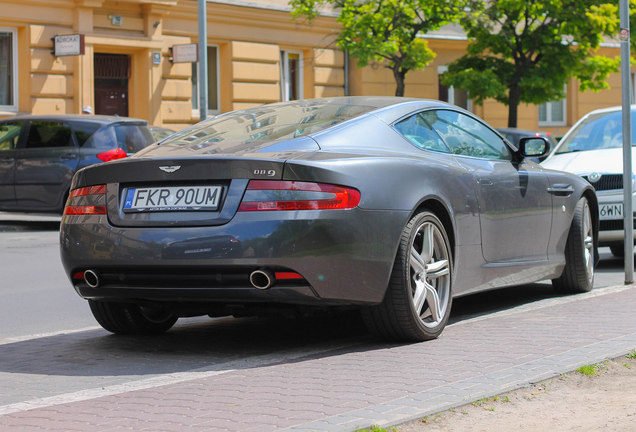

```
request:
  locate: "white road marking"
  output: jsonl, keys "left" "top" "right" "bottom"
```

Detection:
{"left": 0, "top": 343, "right": 356, "bottom": 416}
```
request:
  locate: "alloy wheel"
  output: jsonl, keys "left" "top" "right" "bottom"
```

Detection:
{"left": 409, "top": 220, "right": 451, "bottom": 328}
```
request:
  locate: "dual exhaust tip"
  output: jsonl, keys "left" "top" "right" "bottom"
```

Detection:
{"left": 82, "top": 268, "right": 276, "bottom": 290}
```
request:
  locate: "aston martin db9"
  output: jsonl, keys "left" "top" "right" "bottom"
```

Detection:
{"left": 60, "top": 97, "right": 598, "bottom": 341}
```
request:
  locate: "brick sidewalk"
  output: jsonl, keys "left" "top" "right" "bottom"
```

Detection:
{"left": 1, "top": 286, "right": 635, "bottom": 432}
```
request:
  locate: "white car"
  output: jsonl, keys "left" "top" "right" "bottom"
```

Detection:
{"left": 542, "top": 105, "right": 635, "bottom": 257}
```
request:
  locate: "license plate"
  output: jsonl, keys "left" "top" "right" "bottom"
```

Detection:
{"left": 599, "top": 203, "right": 623, "bottom": 220}
{"left": 123, "top": 185, "right": 222, "bottom": 212}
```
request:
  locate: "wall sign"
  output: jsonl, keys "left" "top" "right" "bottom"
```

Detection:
{"left": 53, "top": 34, "right": 85, "bottom": 56}
{"left": 171, "top": 43, "right": 198, "bottom": 63}
{"left": 152, "top": 52, "right": 162, "bottom": 65}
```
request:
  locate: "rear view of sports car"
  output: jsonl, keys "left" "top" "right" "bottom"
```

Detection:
{"left": 60, "top": 97, "right": 598, "bottom": 341}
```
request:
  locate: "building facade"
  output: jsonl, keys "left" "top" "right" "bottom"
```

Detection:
{"left": 0, "top": 0, "right": 630, "bottom": 137}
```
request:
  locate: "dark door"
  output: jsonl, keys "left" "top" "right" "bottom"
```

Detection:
{"left": 424, "top": 109, "right": 552, "bottom": 262}
{"left": 0, "top": 121, "right": 24, "bottom": 209}
{"left": 14, "top": 120, "right": 78, "bottom": 211}
{"left": 94, "top": 53, "right": 129, "bottom": 116}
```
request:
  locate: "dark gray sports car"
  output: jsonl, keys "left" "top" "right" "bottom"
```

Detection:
{"left": 59, "top": 97, "right": 598, "bottom": 341}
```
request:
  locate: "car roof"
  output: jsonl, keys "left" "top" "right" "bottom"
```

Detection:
{"left": 0, "top": 114, "right": 147, "bottom": 124}
{"left": 579, "top": 104, "right": 636, "bottom": 116}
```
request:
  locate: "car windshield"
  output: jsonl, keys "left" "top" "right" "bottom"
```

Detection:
{"left": 158, "top": 100, "right": 376, "bottom": 153}
{"left": 556, "top": 110, "right": 636, "bottom": 154}
{"left": 83, "top": 123, "right": 154, "bottom": 153}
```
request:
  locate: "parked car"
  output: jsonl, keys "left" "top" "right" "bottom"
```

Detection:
{"left": 0, "top": 115, "right": 155, "bottom": 213}
{"left": 60, "top": 97, "right": 597, "bottom": 341}
{"left": 497, "top": 128, "right": 558, "bottom": 161}
{"left": 148, "top": 126, "right": 176, "bottom": 142}
{"left": 542, "top": 106, "right": 635, "bottom": 257}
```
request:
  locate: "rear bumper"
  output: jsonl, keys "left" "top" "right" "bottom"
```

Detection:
{"left": 60, "top": 207, "right": 408, "bottom": 305}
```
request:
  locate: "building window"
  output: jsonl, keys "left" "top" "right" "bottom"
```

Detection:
{"left": 538, "top": 98, "right": 566, "bottom": 126}
{"left": 281, "top": 51, "right": 303, "bottom": 101}
{"left": 0, "top": 28, "right": 18, "bottom": 112}
{"left": 192, "top": 45, "right": 220, "bottom": 117}
{"left": 438, "top": 66, "right": 471, "bottom": 111}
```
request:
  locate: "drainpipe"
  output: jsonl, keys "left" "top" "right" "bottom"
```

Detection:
{"left": 344, "top": 50, "right": 349, "bottom": 96}
{"left": 198, "top": 0, "right": 208, "bottom": 121}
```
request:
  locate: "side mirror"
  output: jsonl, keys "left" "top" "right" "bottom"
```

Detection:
{"left": 519, "top": 136, "right": 550, "bottom": 158}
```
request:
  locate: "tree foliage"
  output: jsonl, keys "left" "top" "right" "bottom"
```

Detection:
{"left": 290, "top": 0, "right": 466, "bottom": 96}
{"left": 442, "top": 0, "right": 620, "bottom": 127}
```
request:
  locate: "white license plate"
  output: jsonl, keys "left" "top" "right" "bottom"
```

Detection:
{"left": 123, "top": 185, "right": 222, "bottom": 212}
{"left": 599, "top": 203, "right": 623, "bottom": 220}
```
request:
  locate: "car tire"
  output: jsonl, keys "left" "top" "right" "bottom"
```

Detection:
{"left": 89, "top": 300, "right": 177, "bottom": 335}
{"left": 363, "top": 211, "right": 453, "bottom": 341}
{"left": 552, "top": 197, "right": 595, "bottom": 293}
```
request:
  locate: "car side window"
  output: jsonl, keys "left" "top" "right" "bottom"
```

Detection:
{"left": 0, "top": 121, "right": 23, "bottom": 151}
{"left": 428, "top": 110, "right": 513, "bottom": 161}
{"left": 25, "top": 121, "right": 74, "bottom": 149}
{"left": 394, "top": 113, "right": 450, "bottom": 153}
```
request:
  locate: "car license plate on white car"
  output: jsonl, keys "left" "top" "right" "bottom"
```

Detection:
{"left": 123, "top": 185, "right": 222, "bottom": 212}
{"left": 599, "top": 203, "right": 623, "bottom": 220}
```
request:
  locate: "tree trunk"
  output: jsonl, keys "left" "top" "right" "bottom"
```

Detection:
{"left": 507, "top": 84, "right": 521, "bottom": 128}
{"left": 392, "top": 67, "right": 406, "bottom": 97}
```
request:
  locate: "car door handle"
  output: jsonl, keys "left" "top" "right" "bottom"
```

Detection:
{"left": 478, "top": 178, "right": 493, "bottom": 186}
{"left": 60, "top": 154, "right": 78, "bottom": 160}
{"left": 547, "top": 184, "right": 574, "bottom": 196}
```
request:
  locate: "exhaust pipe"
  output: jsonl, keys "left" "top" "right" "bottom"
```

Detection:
{"left": 84, "top": 269, "right": 100, "bottom": 288}
{"left": 250, "top": 269, "right": 274, "bottom": 290}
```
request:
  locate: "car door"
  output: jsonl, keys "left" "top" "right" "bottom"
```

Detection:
{"left": 0, "top": 120, "right": 24, "bottom": 209}
{"left": 426, "top": 110, "right": 553, "bottom": 262}
{"left": 14, "top": 120, "right": 79, "bottom": 211}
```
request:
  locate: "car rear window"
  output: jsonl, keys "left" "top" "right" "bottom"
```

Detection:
{"left": 158, "top": 100, "right": 376, "bottom": 153}
{"left": 70, "top": 121, "right": 102, "bottom": 146}
{"left": 82, "top": 123, "right": 154, "bottom": 153}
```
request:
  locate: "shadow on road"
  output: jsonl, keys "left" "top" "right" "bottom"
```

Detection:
{"left": 0, "top": 282, "right": 585, "bottom": 380}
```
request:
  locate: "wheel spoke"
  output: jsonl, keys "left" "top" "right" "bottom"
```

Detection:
{"left": 424, "top": 281, "right": 442, "bottom": 323}
{"left": 426, "top": 259, "right": 449, "bottom": 279}
{"left": 583, "top": 203, "right": 594, "bottom": 279}
{"left": 412, "top": 280, "right": 427, "bottom": 314}
{"left": 410, "top": 247, "right": 427, "bottom": 274}
{"left": 421, "top": 224, "right": 434, "bottom": 263}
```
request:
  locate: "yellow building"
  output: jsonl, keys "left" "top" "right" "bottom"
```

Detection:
{"left": 0, "top": 0, "right": 630, "bottom": 137}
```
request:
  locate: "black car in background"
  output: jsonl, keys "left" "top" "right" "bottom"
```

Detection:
{"left": 0, "top": 115, "right": 155, "bottom": 213}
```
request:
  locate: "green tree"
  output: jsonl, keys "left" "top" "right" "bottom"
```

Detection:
{"left": 442, "top": 1, "right": 619, "bottom": 128}
{"left": 290, "top": 0, "right": 466, "bottom": 96}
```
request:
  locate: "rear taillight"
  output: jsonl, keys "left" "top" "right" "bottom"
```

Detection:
{"left": 97, "top": 148, "right": 127, "bottom": 162}
{"left": 64, "top": 184, "right": 107, "bottom": 215}
{"left": 238, "top": 180, "right": 360, "bottom": 212}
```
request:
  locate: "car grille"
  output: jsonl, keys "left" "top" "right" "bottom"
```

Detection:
{"left": 582, "top": 174, "right": 623, "bottom": 191}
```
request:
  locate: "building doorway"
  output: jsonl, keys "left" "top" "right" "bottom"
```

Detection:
{"left": 94, "top": 53, "right": 130, "bottom": 116}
